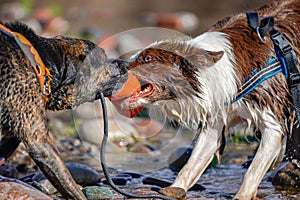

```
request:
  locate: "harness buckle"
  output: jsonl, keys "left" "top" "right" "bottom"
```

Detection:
{"left": 270, "top": 29, "right": 292, "bottom": 55}
{"left": 289, "top": 73, "right": 300, "bottom": 86}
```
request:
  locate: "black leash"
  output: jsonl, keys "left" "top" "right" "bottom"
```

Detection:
{"left": 99, "top": 93, "right": 176, "bottom": 200}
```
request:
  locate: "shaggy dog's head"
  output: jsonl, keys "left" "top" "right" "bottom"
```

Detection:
{"left": 109, "top": 39, "right": 228, "bottom": 129}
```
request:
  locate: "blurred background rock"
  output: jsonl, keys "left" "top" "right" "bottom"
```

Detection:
{"left": 0, "top": 0, "right": 267, "bottom": 38}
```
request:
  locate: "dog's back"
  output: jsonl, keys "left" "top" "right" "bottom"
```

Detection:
{"left": 0, "top": 23, "right": 44, "bottom": 136}
{"left": 208, "top": 0, "right": 300, "bottom": 131}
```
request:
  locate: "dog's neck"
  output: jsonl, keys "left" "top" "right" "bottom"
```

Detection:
{"left": 144, "top": 34, "right": 237, "bottom": 130}
{"left": 4, "top": 22, "right": 75, "bottom": 96}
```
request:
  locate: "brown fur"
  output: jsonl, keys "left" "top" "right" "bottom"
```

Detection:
{"left": 211, "top": 0, "right": 300, "bottom": 128}
{"left": 111, "top": 0, "right": 300, "bottom": 199}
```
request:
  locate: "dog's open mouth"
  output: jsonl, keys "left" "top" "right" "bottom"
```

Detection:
{"left": 130, "top": 80, "right": 154, "bottom": 100}
{"left": 109, "top": 72, "right": 154, "bottom": 118}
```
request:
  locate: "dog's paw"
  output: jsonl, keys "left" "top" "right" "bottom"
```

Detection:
{"left": 159, "top": 187, "right": 186, "bottom": 200}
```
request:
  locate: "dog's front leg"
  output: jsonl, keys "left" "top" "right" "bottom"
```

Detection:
{"left": 160, "top": 120, "right": 224, "bottom": 199}
{"left": 23, "top": 133, "right": 87, "bottom": 200}
{"left": 234, "top": 110, "right": 283, "bottom": 200}
{"left": 20, "top": 110, "right": 87, "bottom": 200}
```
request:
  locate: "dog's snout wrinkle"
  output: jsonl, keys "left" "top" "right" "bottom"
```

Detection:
{"left": 108, "top": 58, "right": 129, "bottom": 75}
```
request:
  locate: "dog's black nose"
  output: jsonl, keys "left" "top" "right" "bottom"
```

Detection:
{"left": 108, "top": 58, "right": 129, "bottom": 72}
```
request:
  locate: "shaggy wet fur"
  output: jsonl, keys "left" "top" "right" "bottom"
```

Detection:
{"left": 111, "top": 0, "right": 300, "bottom": 199}
{"left": 0, "top": 22, "right": 128, "bottom": 199}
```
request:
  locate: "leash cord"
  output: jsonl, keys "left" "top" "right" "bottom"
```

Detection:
{"left": 99, "top": 93, "right": 176, "bottom": 200}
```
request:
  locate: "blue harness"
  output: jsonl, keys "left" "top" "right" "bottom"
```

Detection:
{"left": 232, "top": 12, "right": 300, "bottom": 122}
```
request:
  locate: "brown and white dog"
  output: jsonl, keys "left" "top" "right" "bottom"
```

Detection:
{"left": 110, "top": 0, "right": 300, "bottom": 199}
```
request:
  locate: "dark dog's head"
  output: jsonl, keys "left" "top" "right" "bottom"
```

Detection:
{"left": 45, "top": 36, "right": 129, "bottom": 110}
{"left": 4, "top": 22, "right": 129, "bottom": 110}
{"left": 109, "top": 40, "right": 224, "bottom": 126}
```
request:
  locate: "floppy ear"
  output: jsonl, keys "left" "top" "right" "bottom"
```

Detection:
{"left": 206, "top": 51, "right": 224, "bottom": 63}
{"left": 151, "top": 41, "right": 224, "bottom": 68}
{"left": 170, "top": 42, "right": 224, "bottom": 68}
{"left": 189, "top": 50, "right": 224, "bottom": 68}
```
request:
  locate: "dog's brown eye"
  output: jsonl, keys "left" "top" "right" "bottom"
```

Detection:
{"left": 144, "top": 55, "right": 152, "bottom": 62}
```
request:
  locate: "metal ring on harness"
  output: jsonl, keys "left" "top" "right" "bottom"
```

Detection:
{"left": 256, "top": 27, "right": 266, "bottom": 43}
{"left": 34, "top": 64, "right": 42, "bottom": 77}
{"left": 43, "top": 85, "right": 51, "bottom": 96}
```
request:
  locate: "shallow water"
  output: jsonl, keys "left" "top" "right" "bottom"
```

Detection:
{"left": 67, "top": 133, "right": 299, "bottom": 200}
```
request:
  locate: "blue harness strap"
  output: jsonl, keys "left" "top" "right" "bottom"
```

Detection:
{"left": 232, "top": 12, "right": 300, "bottom": 123}
{"left": 232, "top": 59, "right": 282, "bottom": 103}
{"left": 270, "top": 28, "right": 300, "bottom": 122}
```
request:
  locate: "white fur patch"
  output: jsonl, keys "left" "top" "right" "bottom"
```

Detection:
{"left": 137, "top": 32, "right": 237, "bottom": 130}
{"left": 182, "top": 32, "right": 237, "bottom": 128}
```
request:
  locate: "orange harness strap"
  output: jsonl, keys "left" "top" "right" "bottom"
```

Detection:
{"left": 0, "top": 24, "right": 52, "bottom": 103}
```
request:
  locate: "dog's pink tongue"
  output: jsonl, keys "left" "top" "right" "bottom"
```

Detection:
{"left": 109, "top": 72, "right": 143, "bottom": 118}
{"left": 110, "top": 100, "right": 143, "bottom": 118}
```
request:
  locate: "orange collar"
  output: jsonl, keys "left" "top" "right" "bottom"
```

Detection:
{"left": 0, "top": 24, "right": 52, "bottom": 103}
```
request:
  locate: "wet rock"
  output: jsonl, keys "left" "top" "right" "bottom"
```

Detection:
{"left": 0, "top": 163, "right": 18, "bottom": 179}
{"left": 32, "top": 172, "right": 47, "bottom": 182}
{"left": 32, "top": 7, "right": 54, "bottom": 26}
{"left": 130, "top": 185, "right": 159, "bottom": 195}
{"left": 32, "top": 163, "right": 101, "bottom": 186}
{"left": 119, "top": 171, "right": 144, "bottom": 178}
{"left": 102, "top": 173, "right": 132, "bottom": 186}
{"left": 80, "top": 26, "right": 105, "bottom": 42}
{"left": 142, "top": 176, "right": 204, "bottom": 191}
{"left": 272, "top": 162, "right": 300, "bottom": 190}
{"left": 0, "top": 176, "right": 37, "bottom": 191}
{"left": 16, "top": 163, "right": 29, "bottom": 174}
{"left": 19, "top": 172, "right": 36, "bottom": 183}
{"left": 159, "top": 186, "right": 187, "bottom": 200}
{"left": 46, "top": 16, "right": 70, "bottom": 36}
{"left": 82, "top": 186, "right": 113, "bottom": 200}
{"left": 67, "top": 163, "right": 102, "bottom": 186}
{"left": 142, "top": 176, "right": 173, "bottom": 188}
{"left": 58, "top": 138, "right": 82, "bottom": 153}
{"left": 168, "top": 146, "right": 193, "bottom": 172}
{"left": 0, "top": 181, "right": 52, "bottom": 200}
{"left": 32, "top": 179, "right": 58, "bottom": 195}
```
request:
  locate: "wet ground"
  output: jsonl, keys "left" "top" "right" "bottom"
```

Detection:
{"left": 61, "top": 129, "right": 299, "bottom": 200}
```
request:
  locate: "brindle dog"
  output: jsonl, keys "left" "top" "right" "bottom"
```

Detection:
{"left": 0, "top": 22, "right": 128, "bottom": 199}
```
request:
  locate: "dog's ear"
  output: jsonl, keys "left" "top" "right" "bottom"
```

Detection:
{"left": 206, "top": 51, "right": 224, "bottom": 63}
{"left": 151, "top": 41, "right": 224, "bottom": 68}
{"left": 186, "top": 50, "right": 224, "bottom": 69}
{"left": 168, "top": 42, "right": 224, "bottom": 68}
